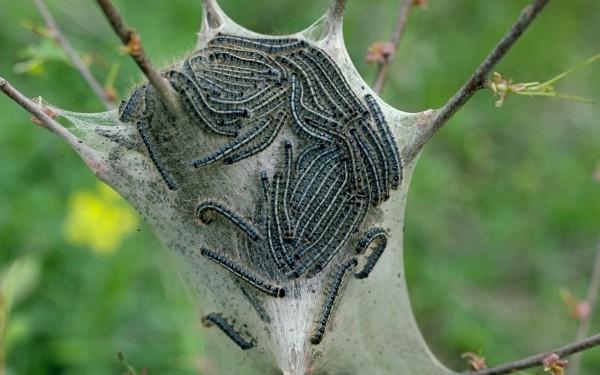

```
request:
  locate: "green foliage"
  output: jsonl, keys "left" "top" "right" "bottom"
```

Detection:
{"left": 0, "top": 0, "right": 599, "bottom": 374}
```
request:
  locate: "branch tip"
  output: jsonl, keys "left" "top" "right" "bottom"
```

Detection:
{"left": 1, "top": 78, "right": 60, "bottom": 133}
{"left": 0, "top": 77, "right": 109, "bottom": 182}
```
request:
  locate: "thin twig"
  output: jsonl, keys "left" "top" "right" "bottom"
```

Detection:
{"left": 1, "top": 77, "right": 64, "bottom": 133}
{"left": 468, "top": 332, "right": 600, "bottom": 375}
{"left": 372, "top": 0, "right": 414, "bottom": 94}
{"left": 0, "top": 76, "right": 75, "bottom": 144}
{"left": 0, "top": 76, "right": 85, "bottom": 151}
{"left": 94, "top": 0, "right": 180, "bottom": 115}
{"left": 569, "top": 241, "right": 600, "bottom": 375}
{"left": 0, "top": 76, "right": 106, "bottom": 179}
{"left": 33, "top": 0, "right": 114, "bottom": 110}
{"left": 405, "top": 0, "right": 551, "bottom": 162}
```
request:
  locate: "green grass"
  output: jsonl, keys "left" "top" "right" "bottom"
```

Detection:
{"left": 1, "top": 0, "right": 599, "bottom": 373}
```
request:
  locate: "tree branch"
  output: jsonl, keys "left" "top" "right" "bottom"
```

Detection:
{"left": 405, "top": 0, "right": 551, "bottom": 162}
{"left": 469, "top": 332, "right": 600, "bottom": 375}
{"left": 1, "top": 77, "right": 61, "bottom": 132}
{"left": 1, "top": 77, "right": 84, "bottom": 152}
{"left": 33, "top": 0, "right": 115, "bottom": 110}
{"left": 0, "top": 76, "right": 108, "bottom": 181}
{"left": 372, "top": 0, "right": 414, "bottom": 94}
{"left": 94, "top": 0, "right": 180, "bottom": 115}
{"left": 569, "top": 241, "right": 600, "bottom": 375}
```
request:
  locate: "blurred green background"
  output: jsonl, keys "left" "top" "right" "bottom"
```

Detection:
{"left": 0, "top": 0, "right": 599, "bottom": 374}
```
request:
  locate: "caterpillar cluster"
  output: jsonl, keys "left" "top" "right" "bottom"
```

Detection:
{"left": 118, "top": 33, "right": 402, "bottom": 348}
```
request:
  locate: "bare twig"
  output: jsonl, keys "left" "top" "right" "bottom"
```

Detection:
{"left": 33, "top": 0, "right": 115, "bottom": 110}
{"left": 405, "top": 0, "right": 551, "bottom": 161}
{"left": 569, "top": 242, "right": 600, "bottom": 375}
{"left": 94, "top": 0, "right": 180, "bottom": 115}
{"left": 0, "top": 77, "right": 96, "bottom": 160}
{"left": 1, "top": 76, "right": 109, "bottom": 181}
{"left": 1, "top": 77, "right": 64, "bottom": 133}
{"left": 469, "top": 332, "right": 600, "bottom": 375}
{"left": 372, "top": 0, "right": 414, "bottom": 94}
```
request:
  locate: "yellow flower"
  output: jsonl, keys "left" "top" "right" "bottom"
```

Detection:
{"left": 63, "top": 183, "right": 138, "bottom": 255}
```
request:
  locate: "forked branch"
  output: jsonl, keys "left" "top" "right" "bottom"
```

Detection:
{"left": 470, "top": 332, "right": 600, "bottom": 375}
{"left": 34, "top": 0, "right": 115, "bottom": 110}
{"left": 405, "top": 0, "right": 551, "bottom": 161}
{"left": 94, "top": 0, "right": 180, "bottom": 115}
